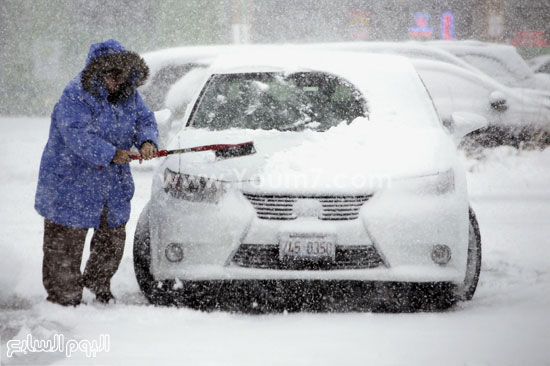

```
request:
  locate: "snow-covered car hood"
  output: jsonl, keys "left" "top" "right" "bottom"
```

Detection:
{"left": 163, "top": 120, "right": 455, "bottom": 193}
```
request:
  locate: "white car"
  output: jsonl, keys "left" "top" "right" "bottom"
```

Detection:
{"left": 134, "top": 50, "right": 485, "bottom": 311}
{"left": 412, "top": 59, "right": 550, "bottom": 146}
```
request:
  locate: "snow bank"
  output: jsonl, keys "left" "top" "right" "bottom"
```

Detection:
{"left": 464, "top": 146, "right": 550, "bottom": 197}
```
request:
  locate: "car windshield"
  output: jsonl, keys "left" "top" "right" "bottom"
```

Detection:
{"left": 190, "top": 72, "right": 368, "bottom": 131}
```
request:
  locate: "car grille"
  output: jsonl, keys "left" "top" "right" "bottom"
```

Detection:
{"left": 231, "top": 244, "right": 384, "bottom": 270}
{"left": 242, "top": 193, "right": 372, "bottom": 221}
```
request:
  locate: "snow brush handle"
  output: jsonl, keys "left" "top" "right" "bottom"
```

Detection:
{"left": 98, "top": 150, "right": 168, "bottom": 170}
{"left": 129, "top": 141, "right": 255, "bottom": 160}
{"left": 129, "top": 150, "right": 168, "bottom": 161}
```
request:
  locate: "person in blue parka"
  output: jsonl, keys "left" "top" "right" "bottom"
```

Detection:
{"left": 35, "top": 39, "right": 159, "bottom": 306}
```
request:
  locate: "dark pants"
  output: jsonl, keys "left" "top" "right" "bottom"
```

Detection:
{"left": 42, "top": 209, "right": 126, "bottom": 305}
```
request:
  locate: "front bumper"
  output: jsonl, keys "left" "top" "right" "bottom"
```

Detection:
{"left": 148, "top": 170, "right": 469, "bottom": 284}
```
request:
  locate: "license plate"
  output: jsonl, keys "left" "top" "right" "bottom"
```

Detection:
{"left": 279, "top": 234, "right": 336, "bottom": 261}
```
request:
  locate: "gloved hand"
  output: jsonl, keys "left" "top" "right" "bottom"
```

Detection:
{"left": 112, "top": 149, "right": 139, "bottom": 164}
{"left": 140, "top": 141, "right": 158, "bottom": 160}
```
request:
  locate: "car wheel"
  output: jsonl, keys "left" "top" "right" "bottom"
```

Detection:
{"left": 133, "top": 204, "right": 177, "bottom": 306}
{"left": 455, "top": 206, "right": 482, "bottom": 301}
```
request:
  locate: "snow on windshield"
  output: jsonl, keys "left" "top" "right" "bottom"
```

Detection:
{"left": 190, "top": 71, "right": 368, "bottom": 131}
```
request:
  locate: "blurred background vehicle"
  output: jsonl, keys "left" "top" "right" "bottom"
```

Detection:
{"left": 309, "top": 41, "right": 483, "bottom": 74}
{"left": 412, "top": 58, "right": 550, "bottom": 147}
{"left": 528, "top": 54, "right": 550, "bottom": 74}
{"left": 427, "top": 40, "right": 550, "bottom": 90}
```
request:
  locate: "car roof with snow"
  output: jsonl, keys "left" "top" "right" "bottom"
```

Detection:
{"left": 142, "top": 44, "right": 294, "bottom": 89}
{"left": 208, "top": 49, "right": 417, "bottom": 75}
{"left": 143, "top": 42, "right": 457, "bottom": 87}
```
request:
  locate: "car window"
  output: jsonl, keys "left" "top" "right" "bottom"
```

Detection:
{"left": 189, "top": 72, "right": 368, "bottom": 131}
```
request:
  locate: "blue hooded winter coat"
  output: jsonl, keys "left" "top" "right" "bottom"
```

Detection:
{"left": 35, "top": 39, "right": 158, "bottom": 228}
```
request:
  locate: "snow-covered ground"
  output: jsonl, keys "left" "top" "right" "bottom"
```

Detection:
{"left": 1, "top": 116, "right": 549, "bottom": 365}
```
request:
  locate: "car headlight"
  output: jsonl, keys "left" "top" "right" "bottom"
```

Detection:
{"left": 163, "top": 168, "right": 227, "bottom": 203}
{"left": 402, "top": 168, "right": 455, "bottom": 195}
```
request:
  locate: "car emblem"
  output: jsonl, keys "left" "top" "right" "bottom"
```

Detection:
{"left": 293, "top": 199, "right": 323, "bottom": 218}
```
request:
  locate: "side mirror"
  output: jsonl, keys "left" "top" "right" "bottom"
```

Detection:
{"left": 490, "top": 91, "right": 508, "bottom": 112}
{"left": 450, "top": 111, "right": 488, "bottom": 139}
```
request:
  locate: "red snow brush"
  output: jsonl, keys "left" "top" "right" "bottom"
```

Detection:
{"left": 131, "top": 141, "right": 256, "bottom": 162}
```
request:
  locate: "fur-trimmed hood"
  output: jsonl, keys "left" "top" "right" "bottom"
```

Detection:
{"left": 81, "top": 39, "right": 149, "bottom": 102}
